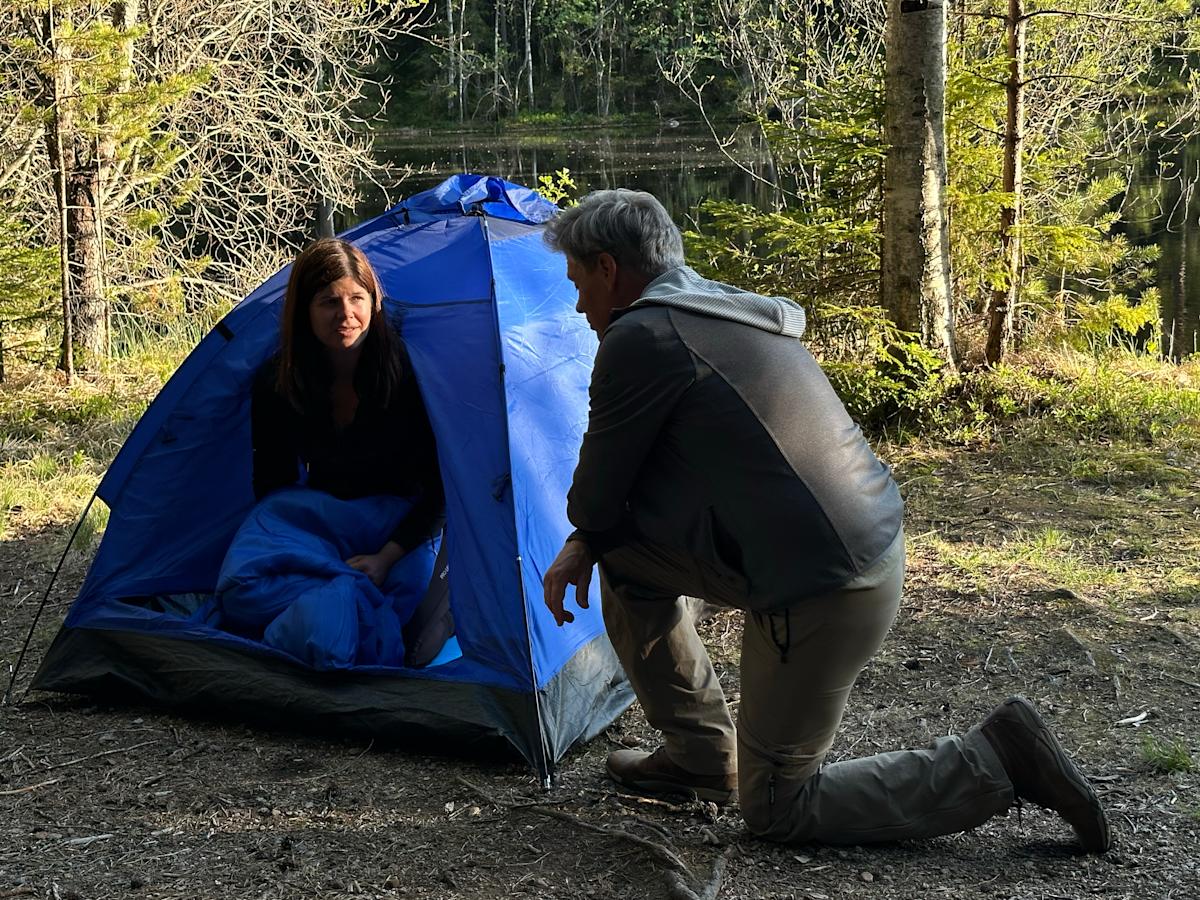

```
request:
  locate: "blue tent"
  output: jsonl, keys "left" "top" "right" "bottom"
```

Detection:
{"left": 31, "top": 175, "right": 632, "bottom": 780}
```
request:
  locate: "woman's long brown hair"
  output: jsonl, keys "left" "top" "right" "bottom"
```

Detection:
{"left": 276, "top": 238, "right": 403, "bottom": 412}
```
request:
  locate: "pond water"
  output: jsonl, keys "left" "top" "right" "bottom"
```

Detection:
{"left": 1123, "top": 139, "right": 1200, "bottom": 360}
{"left": 359, "top": 121, "right": 776, "bottom": 225}
{"left": 359, "top": 122, "right": 1197, "bottom": 359}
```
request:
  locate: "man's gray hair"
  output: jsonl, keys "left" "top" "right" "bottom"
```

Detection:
{"left": 544, "top": 189, "right": 685, "bottom": 277}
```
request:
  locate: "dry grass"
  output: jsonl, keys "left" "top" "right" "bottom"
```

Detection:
{"left": 0, "top": 361, "right": 170, "bottom": 543}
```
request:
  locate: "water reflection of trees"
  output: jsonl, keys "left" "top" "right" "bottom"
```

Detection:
{"left": 363, "top": 125, "right": 775, "bottom": 223}
{"left": 1125, "top": 138, "right": 1200, "bottom": 360}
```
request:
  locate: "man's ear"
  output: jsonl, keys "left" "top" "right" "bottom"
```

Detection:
{"left": 596, "top": 251, "right": 619, "bottom": 289}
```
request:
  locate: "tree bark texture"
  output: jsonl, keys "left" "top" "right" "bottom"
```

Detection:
{"left": 492, "top": 3, "right": 501, "bottom": 116}
{"left": 985, "top": 0, "right": 1025, "bottom": 366}
{"left": 881, "top": 0, "right": 958, "bottom": 367}
{"left": 44, "top": 8, "right": 74, "bottom": 379}
{"left": 46, "top": 28, "right": 73, "bottom": 379}
{"left": 1175, "top": 179, "right": 1192, "bottom": 359}
{"left": 38, "top": 5, "right": 109, "bottom": 369}
{"left": 66, "top": 160, "right": 106, "bottom": 364}
{"left": 446, "top": 0, "right": 456, "bottom": 116}
{"left": 457, "top": 0, "right": 466, "bottom": 123}
{"left": 523, "top": 0, "right": 534, "bottom": 110}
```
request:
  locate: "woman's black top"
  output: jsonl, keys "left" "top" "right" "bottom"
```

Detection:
{"left": 250, "top": 344, "right": 446, "bottom": 552}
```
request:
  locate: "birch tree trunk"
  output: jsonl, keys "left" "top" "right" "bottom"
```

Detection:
{"left": 456, "top": 0, "right": 466, "bottom": 123}
{"left": 602, "top": 12, "right": 613, "bottom": 118}
{"left": 984, "top": 0, "right": 1025, "bottom": 366}
{"left": 881, "top": 0, "right": 958, "bottom": 368}
{"left": 523, "top": 0, "right": 534, "bottom": 111}
{"left": 445, "top": 0, "right": 456, "bottom": 117}
{"left": 492, "top": 2, "right": 501, "bottom": 117}
{"left": 594, "top": 2, "right": 604, "bottom": 117}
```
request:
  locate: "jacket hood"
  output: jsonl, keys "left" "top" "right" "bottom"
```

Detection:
{"left": 623, "top": 266, "right": 806, "bottom": 338}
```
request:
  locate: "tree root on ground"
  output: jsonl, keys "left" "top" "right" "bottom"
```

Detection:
{"left": 454, "top": 774, "right": 731, "bottom": 899}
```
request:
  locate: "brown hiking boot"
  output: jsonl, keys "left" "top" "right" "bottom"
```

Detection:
{"left": 980, "top": 696, "right": 1111, "bottom": 853}
{"left": 606, "top": 747, "right": 737, "bottom": 805}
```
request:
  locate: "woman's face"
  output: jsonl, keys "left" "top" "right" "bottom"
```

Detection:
{"left": 308, "top": 275, "right": 374, "bottom": 355}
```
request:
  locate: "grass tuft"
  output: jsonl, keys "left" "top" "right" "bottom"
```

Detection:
{"left": 853, "top": 345, "right": 1200, "bottom": 447}
{"left": 1031, "top": 526, "right": 1071, "bottom": 552}
{"left": 0, "top": 360, "right": 173, "bottom": 539}
{"left": 30, "top": 453, "right": 59, "bottom": 481}
{"left": 74, "top": 500, "right": 111, "bottom": 553}
{"left": 1141, "top": 734, "right": 1196, "bottom": 774}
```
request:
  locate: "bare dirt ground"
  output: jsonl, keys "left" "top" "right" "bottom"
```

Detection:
{"left": 1, "top": 433, "right": 1198, "bottom": 900}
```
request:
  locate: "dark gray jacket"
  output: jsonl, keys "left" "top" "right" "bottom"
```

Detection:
{"left": 568, "top": 266, "right": 903, "bottom": 611}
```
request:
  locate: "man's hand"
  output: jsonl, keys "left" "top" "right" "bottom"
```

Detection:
{"left": 347, "top": 541, "right": 406, "bottom": 588}
{"left": 543, "top": 539, "right": 595, "bottom": 626}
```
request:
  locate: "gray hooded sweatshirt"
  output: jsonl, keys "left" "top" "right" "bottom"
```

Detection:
{"left": 567, "top": 266, "right": 903, "bottom": 611}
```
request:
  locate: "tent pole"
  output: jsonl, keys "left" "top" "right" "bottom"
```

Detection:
{"left": 478, "top": 213, "right": 554, "bottom": 786}
{"left": 3, "top": 493, "right": 97, "bottom": 706}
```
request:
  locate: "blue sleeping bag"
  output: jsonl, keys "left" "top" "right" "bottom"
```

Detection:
{"left": 215, "top": 488, "right": 439, "bottom": 669}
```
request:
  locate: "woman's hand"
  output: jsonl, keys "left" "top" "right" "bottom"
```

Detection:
{"left": 347, "top": 540, "right": 406, "bottom": 587}
{"left": 543, "top": 539, "right": 594, "bottom": 626}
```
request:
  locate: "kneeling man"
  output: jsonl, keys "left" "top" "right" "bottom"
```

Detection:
{"left": 541, "top": 189, "right": 1109, "bottom": 852}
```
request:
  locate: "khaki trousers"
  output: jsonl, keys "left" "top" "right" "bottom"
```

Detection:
{"left": 599, "top": 529, "right": 1015, "bottom": 844}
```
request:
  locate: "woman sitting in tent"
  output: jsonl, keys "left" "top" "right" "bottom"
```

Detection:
{"left": 215, "top": 238, "right": 450, "bottom": 670}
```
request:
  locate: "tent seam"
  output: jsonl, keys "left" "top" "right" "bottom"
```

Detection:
{"left": 480, "top": 214, "right": 554, "bottom": 785}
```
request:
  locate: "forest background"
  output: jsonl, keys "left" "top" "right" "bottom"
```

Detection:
{"left": 0, "top": 0, "right": 1196, "bottom": 536}
{"left": 0, "top": 5, "right": 1198, "bottom": 897}
{"left": 4, "top": 1, "right": 1200, "bottom": 389}
{"left": 0, "top": 0, "right": 1198, "bottom": 573}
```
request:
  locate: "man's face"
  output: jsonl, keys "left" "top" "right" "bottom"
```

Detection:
{"left": 567, "top": 254, "right": 618, "bottom": 336}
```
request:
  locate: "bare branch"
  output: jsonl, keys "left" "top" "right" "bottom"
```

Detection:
{"left": 0, "top": 124, "right": 43, "bottom": 190}
{"left": 1021, "top": 71, "right": 1109, "bottom": 88}
{"left": 2, "top": 0, "right": 431, "bottom": 340}
{"left": 1021, "top": 9, "right": 1159, "bottom": 25}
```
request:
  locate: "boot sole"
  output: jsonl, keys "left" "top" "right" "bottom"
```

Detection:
{"left": 605, "top": 762, "right": 737, "bottom": 805}
{"left": 1004, "top": 696, "right": 1111, "bottom": 853}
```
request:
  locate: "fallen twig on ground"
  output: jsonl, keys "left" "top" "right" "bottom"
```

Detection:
{"left": 270, "top": 739, "right": 375, "bottom": 785}
{"left": 41, "top": 739, "right": 160, "bottom": 772}
{"left": 1162, "top": 672, "right": 1200, "bottom": 690}
{"left": 585, "top": 786, "right": 688, "bottom": 812}
{"left": 453, "top": 774, "right": 562, "bottom": 811}
{"left": 529, "top": 804, "right": 695, "bottom": 878}
{"left": 0, "top": 777, "right": 61, "bottom": 796}
{"left": 585, "top": 785, "right": 719, "bottom": 822}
